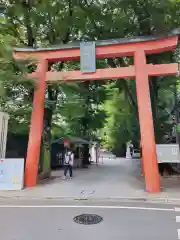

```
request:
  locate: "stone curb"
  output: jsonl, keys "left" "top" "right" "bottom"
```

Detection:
{"left": 0, "top": 195, "right": 180, "bottom": 205}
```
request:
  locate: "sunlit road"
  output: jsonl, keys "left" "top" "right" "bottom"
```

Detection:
{"left": 0, "top": 200, "right": 179, "bottom": 240}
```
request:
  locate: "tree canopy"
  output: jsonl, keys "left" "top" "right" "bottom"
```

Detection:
{"left": 1, "top": 0, "right": 180, "bottom": 156}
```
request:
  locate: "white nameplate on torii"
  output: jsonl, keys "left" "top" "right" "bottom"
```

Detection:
{"left": 80, "top": 41, "right": 96, "bottom": 73}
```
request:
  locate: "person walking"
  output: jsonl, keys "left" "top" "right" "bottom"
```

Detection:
{"left": 63, "top": 147, "right": 74, "bottom": 179}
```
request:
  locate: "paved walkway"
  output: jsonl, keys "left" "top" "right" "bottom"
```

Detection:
{"left": 1, "top": 158, "right": 180, "bottom": 203}
{"left": 49, "top": 158, "right": 145, "bottom": 199}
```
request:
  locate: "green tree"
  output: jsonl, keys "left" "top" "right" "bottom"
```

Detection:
{"left": 1, "top": 0, "right": 180, "bottom": 173}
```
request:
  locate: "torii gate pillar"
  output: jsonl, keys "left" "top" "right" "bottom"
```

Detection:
{"left": 24, "top": 59, "right": 48, "bottom": 187}
{"left": 135, "top": 50, "right": 160, "bottom": 192}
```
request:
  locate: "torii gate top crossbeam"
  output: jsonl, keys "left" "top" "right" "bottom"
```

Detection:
{"left": 13, "top": 33, "right": 179, "bottom": 62}
{"left": 13, "top": 33, "right": 179, "bottom": 82}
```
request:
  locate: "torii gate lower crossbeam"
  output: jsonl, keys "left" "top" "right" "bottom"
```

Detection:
{"left": 14, "top": 35, "right": 179, "bottom": 193}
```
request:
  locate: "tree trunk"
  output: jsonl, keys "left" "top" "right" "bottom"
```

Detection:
{"left": 107, "top": 59, "right": 138, "bottom": 117}
{"left": 39, "top": 85, "right": 58, "bottom": 179}
{"left": 80, "top": 81, "right": 91, "bottom": 139}
{"left": 22, "top": 0, "right": 35, "bottom": 47}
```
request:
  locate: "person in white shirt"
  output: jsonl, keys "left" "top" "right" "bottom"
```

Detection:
{"left": 63, "top": 147, "right": 74, "bottom": 179}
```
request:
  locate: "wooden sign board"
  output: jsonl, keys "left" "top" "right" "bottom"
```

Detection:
{"left": 156, "top": 144, "right": 180, "bottom": 163}
{"left": 0, "top": 158, "right": 24, "bottom": 190}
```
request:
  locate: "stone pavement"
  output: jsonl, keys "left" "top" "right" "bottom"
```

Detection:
{"left": 1, "top": 158, "right": 180, "bottom": 203}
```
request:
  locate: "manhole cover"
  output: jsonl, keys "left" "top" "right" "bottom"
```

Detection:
{"left": 73, "top": 214, "right": 103, "bottom": 225}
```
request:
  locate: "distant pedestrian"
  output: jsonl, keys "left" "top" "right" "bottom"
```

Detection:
{"left": 139, "top": 140, "right": 144, "bottom": 176}
{"left": 63, "top": 147, "right": 74, "bottom": 179}
{"left": 88, "top": 152, "right": 91, "bottom": 163}
{"left": 139, "top": 140, "right": 142, "bottom": 157}
{"left": 129, "top": 140, "right": 133, "bottom": 157}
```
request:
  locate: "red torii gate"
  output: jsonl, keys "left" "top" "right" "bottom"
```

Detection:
{"left": 14, "top": 34, "right": 179, "bottom": 193}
